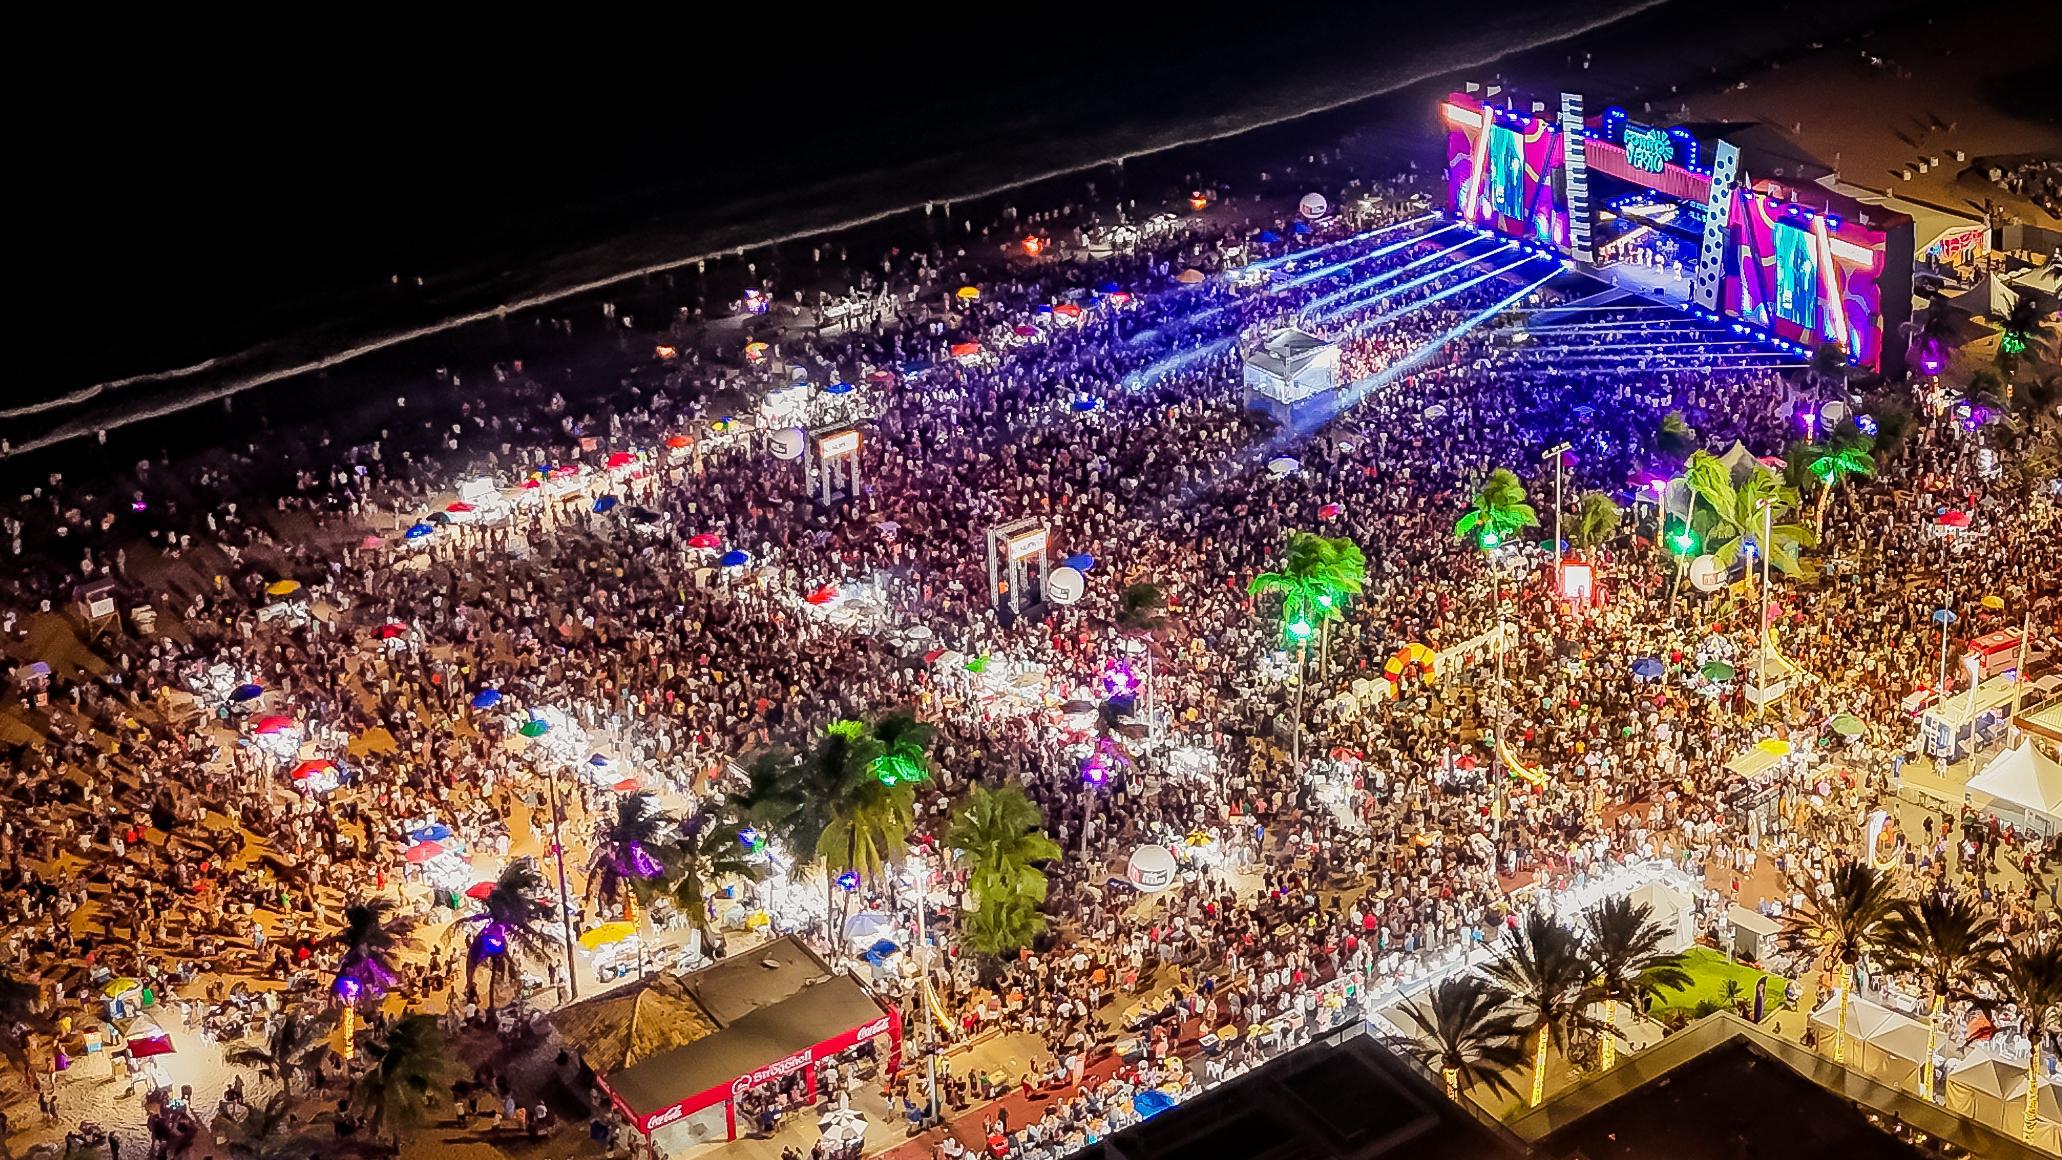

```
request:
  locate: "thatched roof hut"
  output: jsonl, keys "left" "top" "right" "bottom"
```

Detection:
{"left": 547, "top": 972, "right": 719, "bottom": 1074}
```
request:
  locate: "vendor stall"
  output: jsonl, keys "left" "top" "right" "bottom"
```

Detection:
{"left": 1964, "top": 740, "right": 2062, "bottom": 837}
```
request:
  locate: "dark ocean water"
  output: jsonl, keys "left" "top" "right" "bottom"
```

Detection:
{"left": 8, "top": 0, "right": 1928, "bottom": 463}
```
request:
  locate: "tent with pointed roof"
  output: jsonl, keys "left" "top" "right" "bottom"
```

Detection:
{"left": 1965, "top": 740, "right": 2062, "bottom": 831}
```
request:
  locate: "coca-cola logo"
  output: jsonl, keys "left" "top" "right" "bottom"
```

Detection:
{"left": 644, "top": 1104, "right": 687, "bottom": 1131}
{"left": 857, "top": 1015, "right": 891, "bottom": 1041}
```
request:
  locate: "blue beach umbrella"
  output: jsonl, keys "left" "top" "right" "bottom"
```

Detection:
{"left": 1932, "top": 608, "right": 1958, "bottom": 626}
{"left": 1097, "top": 281, "right": 1120, "bottom": 294}
{"left": 1062, "top": 554, "right": 1094, "bottom": 572}
{"left": 592, "top": 495, "right": 618, "bottom": 513}
{"left": 470, "top": 688, "right": 502, "bottom": 710}
{"left": 229, "top": 683, "right": 264, "bottom": 703}
{"left": 1290, "top": 220, "right": 1312, "bottom": 235}
{"left": 826, "top": 381, "right": 854, "bottom": 395}
{"left": 1632, "top": 658, "right": 1664, "bottom": 679}
{"left": 410, "top": 823, "right": 452, "bottom": 844}
{"left": 1255, "top": 230, "right": 1282, "bottom": 244}
{"left": 720, "top": 549, "right": 752, "bottom": 567}
{"left": 1072, "top": 397, "right": 1098, "bottom": 412}
{"left": 404, "top": 522, "right": 434, "bottom": 540}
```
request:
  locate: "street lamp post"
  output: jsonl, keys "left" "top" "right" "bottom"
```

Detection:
{"left": 1755, "top": 498, "right": 1773, "bottom": 722}
{"left": 1544, "top": 443, "right": 1571, "bottom": 590}
{"left": 545, "top": 761, "right": 580, "bottom": 1001}
{"left": 1289, "top": 617, "right": 1314, "bottom": 778}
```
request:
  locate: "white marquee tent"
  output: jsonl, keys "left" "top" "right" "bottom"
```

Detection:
{"left": 1965, "top": 741, "right": 2062, "bottom": 832}
{"left": 1807, "top": 995, "right": 1931, "bottom": 1092}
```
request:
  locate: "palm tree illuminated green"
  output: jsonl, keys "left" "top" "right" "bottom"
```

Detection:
{"left": 1995, "top": 935, "right": 2062, "bottom": 1143}
{"left": 1387, "top": 975, "right": 1528, "bottom": 1101}
{"left": 947, "top": 784, "right": 1061, "bottom": 906}
{"left": 456, "top": 857, "right": 557, "bottom": 1016}
{"left": 1997, "top": 287, "right": 2058, "bottom": 371}
{"left": 1880, "top": 895, "right": 2001, "bottom": 1100}
{"left": 1455, "top": 468, "right": 1539, "bottom": 551}
{"left": 865, "top": 708, "right": 935, "bottom": 788}
{"left": 1582, "top": 897, "right": 1692, "bottom": 1070}
{"left": 964, "top": 891, "right": 1046, "bottom": 960}
{"left": 1482, "top": 911, "right": 1601, "bottom": 1107}
{"left": 1248, "top": 531, "right": 1365, "bottom": 770}
{"left": 1684, "top": 452, "right": 1818, "bottom": 581}
{"left": 351, "top": 1014, "right": 456, "bottom": 1145}
{"left": 1808, "top": 441, "right": 1875, "bottom": 533}
{"left": 1776, "top": 863, "right": 1900, "bottom": 1066}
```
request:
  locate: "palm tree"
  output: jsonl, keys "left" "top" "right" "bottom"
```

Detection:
{"left": 1994, "top": 935, "right": 2062, "bottom": 1143}
{"left": 455, "top": 857, "right": 557, "bottom": 1016}
{"left": 333, "top": 899, "right": 414, "bottom": 995}
{"left": 586, "top": 792, "right": 673, "bottom": 922}
{"left": 225, "top": 1009, "right": 335, "bottom": 1093}
{"left": 865, "top": 709, "right": 935, "bottom": 788}
{"left": 224, "top": 1092, "right": 309, "bottom": 1160}
{"left": 1807, "top": 341, "right": 1855, "bottom": 396}
{"left": 1567, "top": 491, "right": 1622, "bottom": 554}
{"left": 1684, "top": 453, "right": 1818, "bottom": 581}
{"left": 1808, "top": 440, "right": 1875, "bottom": 533}
{"left": 1249, "top": 531, "right": 1366, "bottom": 770}
{"left": 667, "top": 809, "right": 759, "bottom": 960}
{"left": 351, "top": 1014, "right": 456, "bottom": 1145}
{"left": 1582, "top": 898, "right": 1693, "bottom": 1070}
{"left": 1481, "top": 911, "right": 1601, "bottom": 1106}
{"left": 1902, "top": 303, "right": 1962, "bottom": 375}
{"left": 1776, "top": 862, "right": 1901, "bottom": 1066}
{"left": 1880, "top": 895, "right": 2002, "bottom": 1100}
{"left": 1656, "top": 411, "right": 1700, "bottom": 462}
{"left": 1386, "top": 975, "right": 1528, "bottom": 1101}
{"left": 964, "top": 892, "right": 1046, "bottom": 961}
{"left": 820, "top": 770, "right": 917, "bottom": 898}
{"left": 946, "top": 784, "right": 1061, "bottom": 907}
{"left": 1997, "top": 287, "right": 2058, "bottom": 372}
{"left": 729, "top": 748, "right": 814, "bottom": 860}
{"left": 1454, "top": 468, "right": 1539, "bottom": 551}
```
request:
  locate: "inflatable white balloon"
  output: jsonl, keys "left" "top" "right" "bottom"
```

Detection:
{"left": 1689, "top": 554, "right": 1725, "bottom": 592}
{"left": 1298, "top": 192, "right": 1330, "bottom": 220}
{"left": 769, "top": 428, "right": 807, "bottom": 461}
{"left": 1046, "top": 566, "right": 1085, "bottom": 605}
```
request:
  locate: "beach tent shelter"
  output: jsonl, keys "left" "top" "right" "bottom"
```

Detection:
{"left": 1806, "top": 995, "right": 1927, "bottom": 1089}
{"left": 1725, "top": 904, "right": 1780, "bottom": 962}
{"left": 1947, "top": 272, "right": 2018, "bottom": 320}
{"left": 547, "top": 973, "right": 720, "bottom": 1075}
{"left": 1627, "top": 880, "right": 1694, "bottom": 953}
{"left": 1242, "top": 327, "right": 1340, "bottom": 426}
{"left": 1945, "top": 1049, "right": 2024, "bottom": 1130}
{"left": 1965, "top": 740, "right": 2062, "bottom": 835}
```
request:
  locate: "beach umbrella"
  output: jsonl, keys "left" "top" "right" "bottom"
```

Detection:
{"left": 426, "top": 511, "right": 454, "bottom": 526}
{"left": 359, "top": 535, "right": 385, "bottom": 549}
{"left": 404, "top": 522, "right": 435, "bottom": 540}
{"left": 252, "top": 715, "right": 294, "bottom": 735}
{"left": 687, "top": 532, "right": 722, "bottom": 549}
{"left": 103, "top": 977, "right": 142, "bottom": 1000}
{"left": 1132, "top": 1090, "right": 1176, "bottom": 1118}
{"left": 587, "top": 753, "right": 615, "bottom": 772}
{"left": 520, "top": 479, "right": 542, "bottom": 490}
{"left": 1829, "top": 714, "right": 1866, "bottom": 738}
{"left": 1255, "top": 230, "right": 1282, "bottom": 244}
{"left": 1318, "top": 503, "right": 1343, "bottom": 520}
{"left": 519, "top": 719, "right": 550, "bottom": 738}
{"left": 806, "top": 584, "right": 838, "bottom": 605}
{"left": 1423, "top": 403, "right": 1448, "bottom": 420}
{"left": 665, "top": 434, "right": 692, "bottom": 449}
{"left": 1632, "top": 658, "right": 1665, "bottom": 679}
{"left": 826, "top": 380, "right": 855, "bottom": 394}
{"left": 1266, "top": 456, "right": 1300, "bottom": 476}
{"left": 1061, "top": 553, "right": 1094, "bottom": 573}
{"left": 465, "top": 882, "right": 496, "bottom": 901}
{"left": 291, "top": 759, "right": 336, "bottom": 781}
{"left": 955, "top": 285, "right": 981, "bottom": 300}
{"left": 592, "top": 495, "right": 618, "bottom": 514}
{"left": 1936, "top": 510, "right": 1970, "bottom": 529}
{"left": 604, "top": 451, "right": 636, "bottom": 470}
{"left": 445, "top": 501, "right": 474, "bottom": 513}
{"left": 949, "top": 341, "right": 982, "bottom": 358}
{"left": 1756, "top": 738, "right": 1793, "bottom": 757}
{"left": 265, "top": 579, "right": 301, "bottom": 596}
{"left": 470, "top": 688, "right": 502, "bottom": 710}
{"left": 1013, "top": 325, "right": 1038, "bottom": 338}
{"left": 578, "top": 922, "right": 638, "bottom": 950}
{"left": 1032, "top": 303, "right": 1054, "bottom": 315}
{"left": 1980, "top": 594, "right": 2005, "bottom": 610}
{"left": 1932, "top": 608, "right": 1959, "bottom": 626}
{"left": 409, "top": 823, "right": 452, "bottom": 843}
{"left": 1700, "top": 662, "right": 1736, "bottom": 681}
{"left": 1054, "top": 303, "right": 1083, "bottom": 318}
{"left": 627, "top": 507, "right": 660, "bottom": 523}
{"left": 1072, "top": 397, "right": 1098, "bottom": 412}
{"left": 1176, "top": 268, "right": 1206, "bottom": 284}
{"left": 404, "top": 841, "right": 445, "bottom": 864}
{"left": 610, "top": 778, "right": 643, "bottom": 793}
{"left": 720, "top": 549, "right": 752, "bottom": 567}
{"left": 229, "top": 683, "right": 265, "bottom": 703}
{"left": 378, "top": 622, "right": 408, "bottom": 639}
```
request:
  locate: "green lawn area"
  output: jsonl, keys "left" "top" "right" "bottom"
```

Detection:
{"left": 1648, "top": 947, "right": 1789, "bottom": 1016}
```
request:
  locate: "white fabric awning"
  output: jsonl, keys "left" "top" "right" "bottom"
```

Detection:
{"left": 1966, "top": 741, "right": 2062, "bottom": 822}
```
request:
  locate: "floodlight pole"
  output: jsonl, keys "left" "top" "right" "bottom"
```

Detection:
{"left": 1755, "top": 499, "right": 1772, "bottom": 722}
{"left": 1544, "top": 443, "right": 1571, "bottom": 590}
{"left": 547, "top": 761, "right": 580, "bottom": 1002}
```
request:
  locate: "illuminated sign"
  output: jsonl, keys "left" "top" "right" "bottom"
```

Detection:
{"left": 1007, "top": 529, "right": 1047, "bottom": 561}
{"left": 816, "top": 430, "right": 860, "bottom": 459}
{"left": 1622, "top": 126, "right": 1675, "bottom": 174}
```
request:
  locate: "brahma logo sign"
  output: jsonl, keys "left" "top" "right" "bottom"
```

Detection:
{"left": 644, "top": 1104, "right": 687, "bottom": 1132}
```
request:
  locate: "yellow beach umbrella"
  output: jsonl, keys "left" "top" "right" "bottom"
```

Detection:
{"left": 1756, "top": 738, "right": 1792, "bottom": 757}
{"left": 955, "top": 285, "right": 981, "bottom": 300}
{"left": 577, "top": 922, "right": 637, "bottom": 949}
{"left": 1981, "top": 594, "right": 2005, "bottom": 610}
{"left": 103, "top": 977, "right": 142, "bottom": 999}
{"left": 266, "top": 580, "right": 301, "bottom": 596}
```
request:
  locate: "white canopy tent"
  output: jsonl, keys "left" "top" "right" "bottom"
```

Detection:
{"left": 1807, "top": 995, "right": 1932, "bottom": 1092}
{"left": 1965, "top": 741, "right": 2062, "bottom": 834}
{"left": 1945, "top": 1049, "right": 2024, "bottom": 1126}
{"left": 1627, "top": 880, "right": 1694, "bottom": 953}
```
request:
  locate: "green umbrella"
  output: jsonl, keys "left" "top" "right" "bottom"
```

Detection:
{"left": 1700, "top": 661, "right": 1737, "bottom": 681}
{"left": 1829, "top": 714, "right": 1865, "bottom": 738}
{"left": 964, "top": 655, "right": 990, "bottom": 674}
{"left": 519, "top": 720, "right": 550, "bottom": 738}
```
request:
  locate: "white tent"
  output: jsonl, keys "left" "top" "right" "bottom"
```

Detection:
{"left": 1627, "top": 880, "right": 1694, "bottom": 953}
{"left": 1945, "top": 1048, "right": 2024, "bottom": 1126}
{"left": 2007, "top": 262, "right": 2062, "bottom": 298}
{"left": 1807, "top": 995, "right": 1929, "bottom": 1091}
{"left": 1965, "top": 741, "right": 2062, "bottom": 829}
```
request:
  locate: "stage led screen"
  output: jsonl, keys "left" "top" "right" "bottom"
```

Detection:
{"left": 1443, "top": 93, "right": 1569, "bottom": 249}
{"left": 1771, "top": 221, "right": 1821, "bottom": 331}
{"left": 1725, "top": 190, "right": 1891, "bottom": 370}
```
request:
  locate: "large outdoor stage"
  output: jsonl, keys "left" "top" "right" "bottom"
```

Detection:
{"left": 1442, "top": 89, "right": 1917, "bottom": 375}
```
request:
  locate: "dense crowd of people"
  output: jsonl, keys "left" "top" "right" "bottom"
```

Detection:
{"left": 0, "top": 155, "right": 2056, "bottom": 1160}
